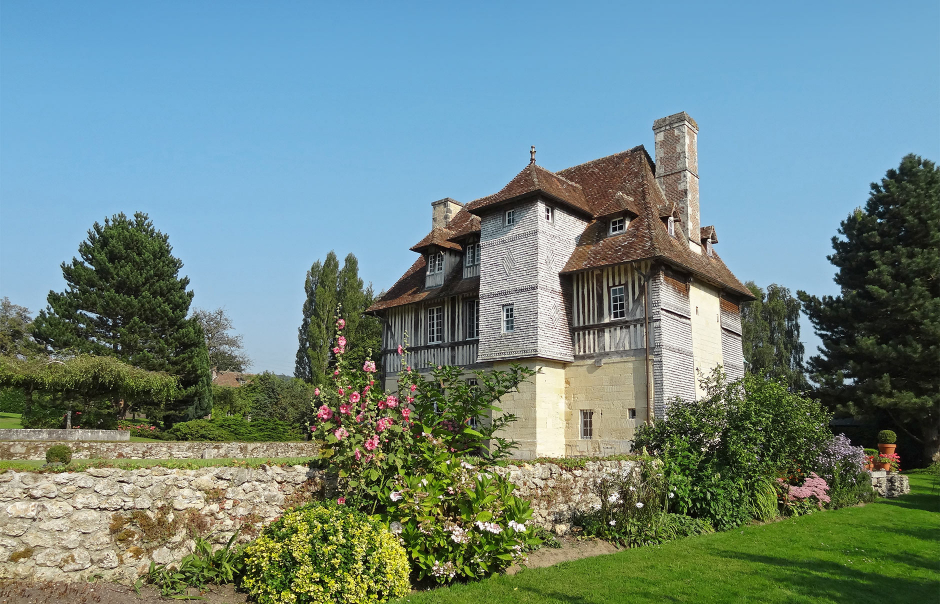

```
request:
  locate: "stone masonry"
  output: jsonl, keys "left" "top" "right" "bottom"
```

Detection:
{"left": 0, "top": 440, "right": 318, "bottom": 461}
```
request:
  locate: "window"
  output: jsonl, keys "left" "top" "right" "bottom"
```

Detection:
{"left": 465, "top": 299, "right": 479, "bottom": 339}
{"left": 543, "top": 206, "right": 554, "bottom": 223}
{"left": 580, "top": 410, "right": 594, "bottom": 439}
{"left": 427, "top": 306, "right": 443, "bottom": 344}
{"left": 628, "top": 408, "right": 637, "bottom": 420}
{"left": 505, "top": 209, "right": 516, "bottom": 226}
{"left": 610, "top": 285, "right": 626, "bottom": 319}
{"left": 502, "top": 304, "right": 514, "bottom": 333}
{"left": 467, "top": 379, "right": 480, "bottom": 429}
{"left": 609, "top": 217, "right": 626, "bottom": 235}
{"left": 465, "top": 242, "right": 480, "bottom": 267}
{"left": 428, "top": 252, "right": 444, "bottom": 274}
{"left": 667, "top": 217, "right": 676, "bottom": 237}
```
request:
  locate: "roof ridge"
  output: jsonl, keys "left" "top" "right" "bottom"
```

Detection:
{"left": 556, "top": 145, "right": 645, "bottom": 174}
{"left": 532, "top": 163, "right": 584, "bottom": 189}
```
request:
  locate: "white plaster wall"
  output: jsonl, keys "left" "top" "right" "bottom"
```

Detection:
{"left": 689, "top": 280, "right": 724, "bottom": 398}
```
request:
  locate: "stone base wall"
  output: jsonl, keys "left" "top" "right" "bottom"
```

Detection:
{"left": 0, "top": 460, "right": 639, "bottom": 583}
{"left": 0, "top": 430, "right": 129, "bottom": 442}
{"left": 868, "top": 471, "right": 910, "bottom": 497}
{"left": 0, "top": 441, "right": 318, "bottom": 461}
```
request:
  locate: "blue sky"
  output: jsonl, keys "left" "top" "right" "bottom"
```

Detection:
{"left": 1, "top": 1, "right": 938, "bottom": 375}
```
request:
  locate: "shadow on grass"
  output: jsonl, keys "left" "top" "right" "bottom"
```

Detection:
{"left": 713, "top": 550, "right": 938, "bottom": 604}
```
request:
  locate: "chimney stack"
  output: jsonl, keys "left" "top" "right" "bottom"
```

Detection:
{"left": 652, "top": 112, "right": 700, "bottom": 248}
{"left": 431, "top": 198, "right": 463, "bottom": 230}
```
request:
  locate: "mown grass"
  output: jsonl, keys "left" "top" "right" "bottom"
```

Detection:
{"left": 0, "top": 412, "right": 24, "bottom": 429}
{"left": 0, "top": 456, "right": 314, "bottom": 473}
{"left": 395, "top": 474, "right": 940, "bottom": 604}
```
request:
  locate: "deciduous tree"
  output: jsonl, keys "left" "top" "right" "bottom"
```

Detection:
{"left": 192, "top": 307, "right": 251, "bottom": 372}
{"left": 740, "top": 282, "right": 807, "bottom": 391}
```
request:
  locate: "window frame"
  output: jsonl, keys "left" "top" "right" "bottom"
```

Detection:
{"left": 465, "top": 242, "right": 480, "bottom": 267}
{"left": 427, "top": 306, "right": 444, "bottom": 344}
{"left": 667, "top": 216, "right": 676, "bottom": 237}
{"left": 505, "top": 209, "right": 516, "bottom": 226}
{"left": 609, "top": 216, "right": 626, "bottom": 235}
{"left": 610, "top": 285, "right": 626, "bottom": 320}
{"left": 502, "top": 303, "right": 515, "bottom": 333}
{"left": 543, "top": 206, "right": 554, "bottom": 223}
{"left": 580, "top": 410, "right": 594, "bottom": 439}
{"left": 427, "top": 251, "right": 445, "bottom": 274}
{"left": 465, "top": 299, "right": 480, "bottom": 340}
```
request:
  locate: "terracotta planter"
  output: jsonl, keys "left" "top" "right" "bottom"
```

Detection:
{"left": 878, "top": 462, "right": 891, "bottom": 471}
{"left": 866, "top": 463, "right": 874, "bottom": 471}
{"left": 878, "top": 443, "right": 896, "bottom": 455}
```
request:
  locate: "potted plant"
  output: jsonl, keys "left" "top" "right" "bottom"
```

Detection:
{"left": 863, "top": 448, "right": 878, "bottom": 471}
{"left": 878, "top": 452, "right": 901, "bottom": 473}
{"left": 877, "top": 430, "right": 897, "bottom": 456}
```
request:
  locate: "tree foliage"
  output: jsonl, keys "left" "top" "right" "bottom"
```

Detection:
{"left": 798, "top": 154, "right": 940, "bottom": 460}
{"left": 0, "top": 298, "right": 42, "bottom": 358}
{"left": 31, "top": 212, "right": 212, "bottom": 422}
{"left": 192, "top": 307, "right": 250, "bottom": 372}
{"left": 740, "top": 282, "right": 807, "bottom": 391}
{"left": 294, "top": 252, "right": 381, "bottom": 386}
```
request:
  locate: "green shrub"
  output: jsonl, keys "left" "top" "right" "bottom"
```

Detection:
{"left": 877, "top": 430, "right": 897, "bottom": 444}
{"left": 45, "top": 445, "right": 72, "bottom": 465}
{"left": 168, "top": 419, "right": 234, "bottom": 442}
{"left": 144, "top": 533, "right": 244, "bottom": 596}
{"left": 828, "top": 471, "right": 878, "bottom": 509}
{"left": 168, "top": 416, "right": 300, "bottom": 442}
{"left": 864, "top": 448, "right": 879, "bottom": 456}
{"left": 240, "top": 502, "right": 410, "bottom": 604}
{"left": 634, "top": 371, "right": 833, "bottom": 530}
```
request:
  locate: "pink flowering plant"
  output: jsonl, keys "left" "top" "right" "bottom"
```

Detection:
{"left": 777, "top": 472, "right": 831, "bottom": 515}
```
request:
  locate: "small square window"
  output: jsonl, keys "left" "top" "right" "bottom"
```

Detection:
{"left": 502, "top": 304, "right": 514, "bottom": 333}
{"left": 505, "top": 210, "right": 516, "bottom": 226}
{"left": 609, "top": 217, "right": 626, "bottom": 234}
{"left": 428, "top": 252, "right": 444, "bottom": 274}
{"left": 465, "top": 242, "right": 480, "bottom": 266}
{"left": 628, "top": 408, "right": 636, "bottom": 420}
{"left": 610, "top": 285, "right": 626, "bottom": 319}
{"left": 544, "top": 206, "right": 554, "bottom": 223}
{"left": 428, "top": 307, "right": 443, "bottom": 344}
{"left": 580, "top": 410, "right": 594, "bottom": 439}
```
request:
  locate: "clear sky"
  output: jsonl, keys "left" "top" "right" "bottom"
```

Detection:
{"left": 1, "top": 1, "right": 938, "bottom": 375}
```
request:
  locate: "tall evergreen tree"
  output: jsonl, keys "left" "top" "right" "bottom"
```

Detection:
{"left": 305, "top": 251, "right": 340, "bottom": 386}
{"left": 798, "top": 155, "right": 940, "bottom": 460}
{"left": 336, "top": 254, "right": 382, "bottom": 371}
{"left": 294, "top": 259, "right": 322, "bottom": 382}
{"left": 32, "top": 212, "right": 212, "bottom": 422}
{"left": 741, "top": 282, "right": 807, "bottom": 391}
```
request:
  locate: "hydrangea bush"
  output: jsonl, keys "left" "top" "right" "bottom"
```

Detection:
{"left": 240, "top": 502, "right": 410, "bottom": 604}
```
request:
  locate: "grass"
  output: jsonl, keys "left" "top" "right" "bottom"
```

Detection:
{"left": 0, "top": 456, "right": 314, "bottom": 473}
{"left": 395, "top": 474, "right": 940, "bottom": 604}
{"left": 0, "top": 412, "right": 24, "bottom": 429}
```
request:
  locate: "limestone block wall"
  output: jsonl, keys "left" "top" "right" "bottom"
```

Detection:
{"left": 0, "top": 441, "right": 319, "bottom": 461}
{"left": 0, "top": 430, "right": 129, "bottom": 442}
{"left": 688, "top": 280, "right": 724, "bottom": 398}
{"left": 564, "top": 354, "right": 646, "bottom": 456}
{"left": 0, "top": 460, "right": 645, "bottom": 583}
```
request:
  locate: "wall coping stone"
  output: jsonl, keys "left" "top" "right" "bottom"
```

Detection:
{"left": 0, "top": 429, "right": 129, "bottom": 442}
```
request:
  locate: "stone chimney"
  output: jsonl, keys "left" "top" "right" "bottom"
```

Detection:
{"left": 431, "top": 198, "right": 463, "bottom": 230}
{"left": 653, "top": 112, "right": 700, "bottom": 248}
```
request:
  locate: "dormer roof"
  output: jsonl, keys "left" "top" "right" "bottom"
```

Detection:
{"left": 465, "top": 164, "right": 592, "bottom": 217}
{"left": 409, "top": 227, "right": 463, "bottom": 253}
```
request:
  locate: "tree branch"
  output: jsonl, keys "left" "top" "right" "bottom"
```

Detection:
{"left": 886, "top": 409, "right": 923, "bottom": 443}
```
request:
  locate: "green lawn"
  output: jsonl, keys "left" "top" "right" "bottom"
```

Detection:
{"left": 396, "top": 474, "right": 940, "bottom": 604}
{"left": 0, "top": 412, "right": 23, "bottom": 429}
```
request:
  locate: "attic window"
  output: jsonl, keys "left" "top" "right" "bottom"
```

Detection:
{"left": 543, "top": 206, "right": 554, "bottom": 223}
{"left": 505, "top": 209, "right": 516, "bottom": 226}
{"left": 667, "top": 217, "right": 676, "bottom": 237}
{"left": 609, "top": 217, "right": 626, "bottom": 235}
{"left": 465, "top": 242, "right": 480, "bottom": 266}
{"left": 427, "top": 252, "right": 444, "bottom": 274}
{"left": 705, "top": 240, "right": 714, "bottom": 256}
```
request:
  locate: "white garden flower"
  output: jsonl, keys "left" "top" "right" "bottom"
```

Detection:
{"left": 608, "top": 493, "right": 621, "bottom": 504}
{"left": 508, "top": 521, "right": 526, "bottom": 531}
{"left": 635, "top": 502, "right": 644, "bottom": 508}
{"left": 669, "top": 492, "right": 675, "bottom": 499}
{"left": 389, "top": 521, "right": 403, "bottom": 534}
{"left": 390, "top": 491, "right": 403, "bottom": 502}
{"left": 609, "top": 520, "right": 617, "bottom": 526}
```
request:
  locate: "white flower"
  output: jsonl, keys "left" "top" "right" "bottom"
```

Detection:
{"left": 508, "top": 520, "right": 526, "bottom": 531}
{"left": 389, "top": 521, "right": 403, "bottom": 534}
{"left": 629, "top": 486, "right": 636, "bottom": 492}
{"left": 390, "top": 491, "right": 403, "bottom": 502}
{"left": 609, "top": 520, "right": 617, "bottom": 526}
{"left": 607, "top": 493, "right": 621, "bottom": 504}
{"left": 668, "top": 492, "right": 675, "bottom": 499}
{"left": 420, "top": 478, "right": 428, "bottom": 486}
{"left": 474, "top": 521, "right": 502, "bottom": 534}
{"left": 635, "top": 502, "right": 644, "bottom": 508}
{"left": 461, "top": 461, "right": 475, "bottom": 470}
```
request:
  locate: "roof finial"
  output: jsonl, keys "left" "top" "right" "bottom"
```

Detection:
{"left": 529, "top": 145, "right": 536, "bottom": 165}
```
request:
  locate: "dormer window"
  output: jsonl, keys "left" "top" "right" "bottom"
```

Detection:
{"left": 543, "top": 206, "right": 554, "bottom": 223}
{"left": 427, "top": 252, "right": 444, "bottom": 274}
{"left": 609, "top": 217, "right": 626, "bottom": 235}
{"left": 705, "top": 240, "right": 714, "bottom": 257}
{"left": 667, "top": 216, "right": 676, "bottom": 237}
{"left": 505, "top": 209, "right": 516, "bottom": 226}
{"left": 465, "top": 242, "right": 480, "bottom": 267}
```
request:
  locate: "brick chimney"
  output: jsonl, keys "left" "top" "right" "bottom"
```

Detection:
{"left": 653, "top": 112, "right": 700, "bottom": 248}
{"left": 431, "top": 198, "right": 463, "bottom": 230}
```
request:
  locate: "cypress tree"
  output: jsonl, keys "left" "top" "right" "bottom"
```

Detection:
{"left": 798, "top": 155, "right": 940, "bottom": 461}
{"left": 307, "top": 251, "right": 340, "bottom": 387}
{"left": 294, "top": 260, "right": 322, "bottom": 382}
{"left": 33, "top": 212, "right": 212, "bottom": 423}
{"left": 741, "top": 282, "right": 807, "bottom": 391}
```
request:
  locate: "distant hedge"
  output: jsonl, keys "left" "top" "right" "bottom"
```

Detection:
{"left": 168, "top": 416, "right": 302, "bottom": 442}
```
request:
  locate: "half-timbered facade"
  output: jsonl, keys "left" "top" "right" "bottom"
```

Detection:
{"left": 368, "top": 112, "right": 753, "bottom": 458}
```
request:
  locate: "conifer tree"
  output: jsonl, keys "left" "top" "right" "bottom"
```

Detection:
{"left": 798, "top": 155, "right": 940, "bottom": 460}
{"left": 32, "top": 212, "right": 212, "bottom": 422}
{"left": 294, "top": 259, "right": 322, "bottom": 382}
{"left": 741, "top": 282, "right": 807, "bottom": 391}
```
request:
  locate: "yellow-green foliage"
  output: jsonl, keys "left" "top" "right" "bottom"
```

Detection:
{"left": 240, "top": 502, "right": 410, "bottom": 604}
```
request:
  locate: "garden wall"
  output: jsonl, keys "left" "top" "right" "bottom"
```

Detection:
{"left": 0, "top": 440, "right": 318, "bottom": 461}
{"left": 0, "top": 460, "right": 635, "bottom": 583}
{"left": 0, "top": 430, "right": 129, "bottom": 442}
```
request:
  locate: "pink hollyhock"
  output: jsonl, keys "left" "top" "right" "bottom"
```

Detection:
{"left": 333, "top": 347, "right": 340, "bottom": 354}
{"left": 337, "top": 497, "right": 346, "bottom": 505}
{"left": 339, "top": 404, "right": 352, "bottom": 415}
{"left": 407, "top": 396, "right": 414, "bottom": 404}
{"left": 355, "top": 413, "right": 364, "bottom": 423}
{"left": 338, "top": 387, "right": 345, "bottom": 396}
{"left": 378, "top": 398, "right": 387, "bottom": 410}
{"left": 314, "top": 388, "right": 320, "bottom": 396}
{"left": 386, "top": 395, "right": 399, "bottom": 408}
{"left": 397, "top": 345, "right": 403, "bottom": 355}
{"left": 369, "top": 380, "right": 374, "bottom": 386}
{"left": 410, "top": 384, "right": 417, "bottom": 392}
{"left": 376, "top": 417, "right": 394, "bottom": 433}
{"left": 363, "top": 360, "right": 376, "bottom": 373}
{"left": 337, "top": 319, "right": 345, "bottom": 329}
{"left": 349, "top": 391, "right": 361, "bottom": 404}
{"left": 402, "top": 408, "right": 411, "bottom": 420}
{"left": 364, "top": 435, "right": 380, "bottom": 451}
{"left": 334, "top": 427, "right": 349, "bottom": 440}
{"left": 407, "top": 366, "right": 412, "bottom": 372}
{"left": 317, "top": 405, "right": 333, "bottom": 420}
{"left": 355, "top": 449, "right": 361, "bottom": 461}
{"left": 334, "top": 370, "right": 339, "bottom": 376}
{"left": 338, "top": 336, "right": 347, "bottom": 348}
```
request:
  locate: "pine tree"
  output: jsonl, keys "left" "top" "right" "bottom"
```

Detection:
{"left": 32, "top": 212, "right": 212, "bottom": 423}
{"left": 741, "top": 282, "right": 807, "bottom": 391}
{"left": 798, "top": 155, "right": 940, "bottom": 460}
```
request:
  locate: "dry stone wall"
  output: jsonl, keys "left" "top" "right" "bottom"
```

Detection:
{"left": 0, "top": 440, "right": 318, "bottom": 461}
{"left": 0, "top": 460, "right": 639, "bottom": 583}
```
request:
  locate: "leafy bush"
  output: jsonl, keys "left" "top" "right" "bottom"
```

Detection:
{"left": 168, "top": 419, "right": 234, "bottom": 442}
{"left": 168, "top": 416, "right": 300, "bottom": 442}
{"left": 240, "top": 502, "right": 410, "bottom": 604}
{"left": 0, "top": 388, "right": 27, "bottom": 413}
{"left": 45, "top": 444, "right": 72, "bottom": 465}
{"left": 634, "top": 371, "right": 833, "bottom": 530}
{"left": 118, "top": 419, "right": 163, "bottom": 438}
{"left": 384, "top": 443, "right": 538, "bottom": 585}
{"left": 142, "top": 533, "right": 244, "bottom": 597}
{"left": 877, "top": 430, "right": 897, "bottom": 444}
{"left": 828, "top": 470, "right": 877, "bottom": 509}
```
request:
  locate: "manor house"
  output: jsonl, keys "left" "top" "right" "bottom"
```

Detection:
{"left": 368, "top": 112, "right": 753, "bottom": 458}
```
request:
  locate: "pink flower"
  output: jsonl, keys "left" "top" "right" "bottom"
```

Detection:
{"left": 363, "top": 360, "right": 376, "bottom": 373}
{"left": 338, "top": 336, "right": 347, "bottom": 348}
{"left": 349, "top": 391, "right": 361, "bottom": 404}
{"left": 317, "top": 405, "right": 333, "bottom": 420}
{"left": 410, "top": 384, "right": 417, "bottom": 392}
{"left": 334, "top": 370, "right": 340, "bottom": 376}
{"left": 338, "top": 387, "right": 345, "bottom": 396}
{"left": 355, "top": 449, "right": 361, "bottom": 461}
{"left": 334, "top": 427, "right": 349, "bottom": 440}
{"left": 333, "top": 347, "right": 340, "bottom": 354}
{"left": 369, "top": 380, "right": 374, "bottom": 386}
{"left": 378, "top": 398, "right": 387, "bottom": 410}
{"left": 355, "top": 413, "right": 364, "bottom": 422}
{"left": 337, "top": 497, "right": 346, "bottom": 505}
{"left": 337, "top": 319, "right": 346, "bottom": 329}
{"left": 397, "top": 345, "right": 403, "bottom": 355}
{"left": 339, "top": 403, "right": 352, "bottom": 415}
{"left": 407, "top": 396, "right": 414, "bottom": 404}
{"left": 364, "top": 435, "right": 380, "bottom": 451}
{"left": 386, "top": 395, "right": 399, "bottom": 408}
{"left": 407, "top": 366, "right": 412, "bottom": 372}
{"left": 438, "top": 365, "right": 442, "bottom": 370}
{"left": 314, "top": 387, "right": 320, "bottom": 396}
{"left": 376, "top": 417, "right": 394, "bottom": 433}
{"left": 402, "top": 408, "right": 411, "bottom": 420}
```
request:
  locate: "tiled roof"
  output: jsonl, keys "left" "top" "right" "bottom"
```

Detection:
{"left": 410, "top": 227, "right": 463, "bottom": 253}
{"left": 444, "top": 208, "right": 481, "bottom": 243}
{"left": 368, "top": 256, "right": 480, "bottom": 312}
{"left": 700, "top": 225, "right": 718, "bottom": 243}
{"left": 465, "top": 164, "right": 592, "bottom": 217}
{"left": 212, "top": 371, "right": 251, "bottom": 388}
